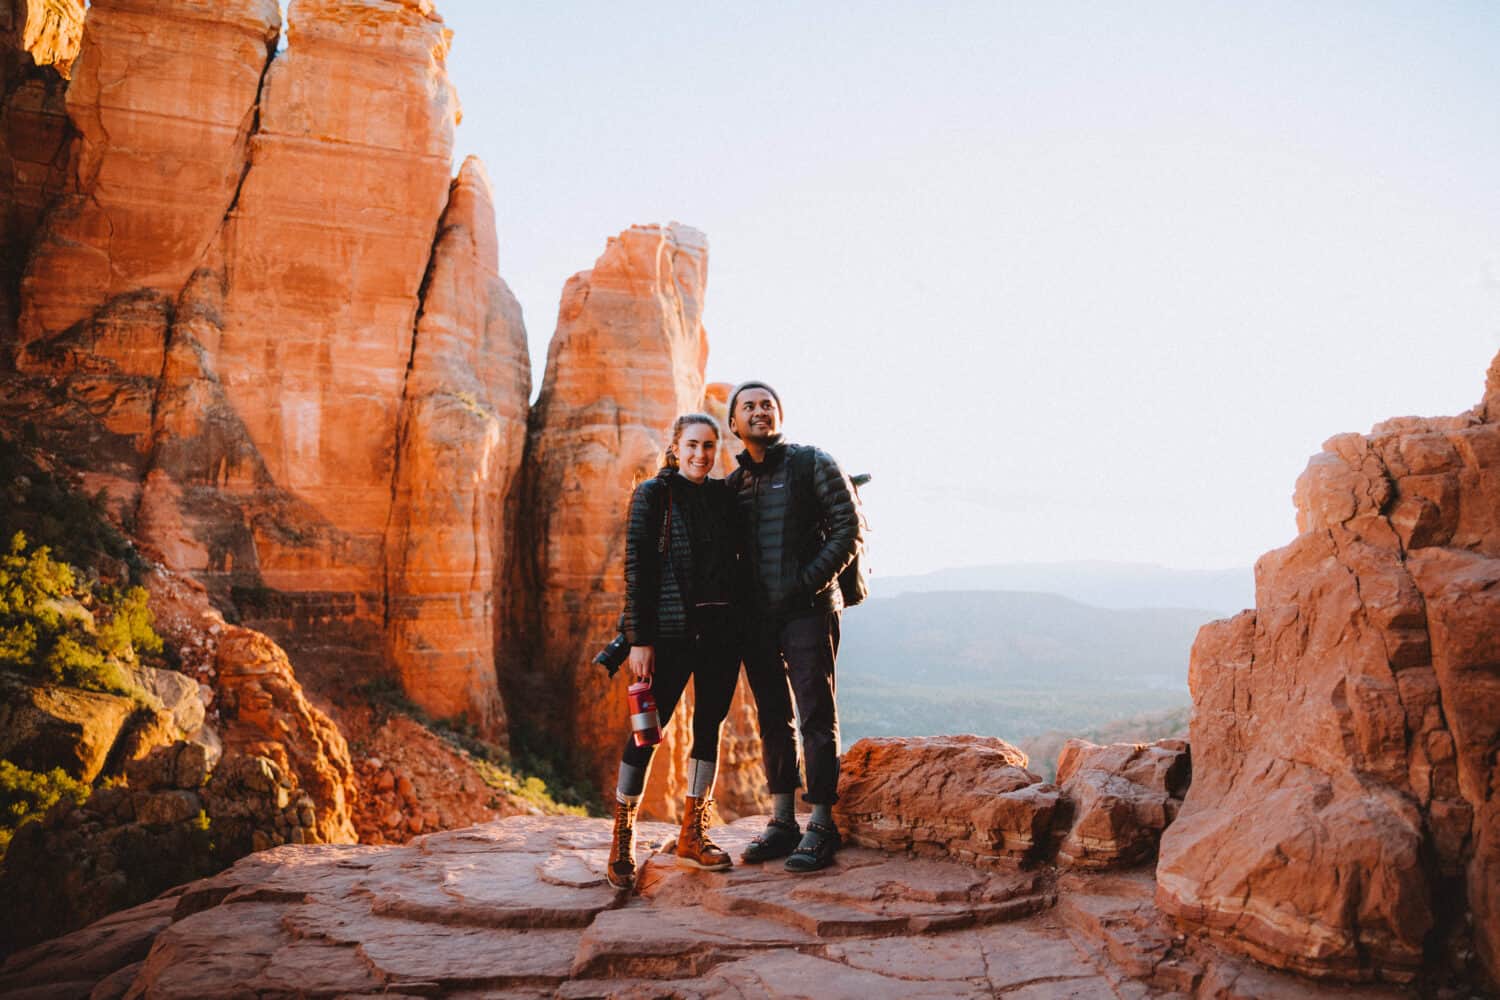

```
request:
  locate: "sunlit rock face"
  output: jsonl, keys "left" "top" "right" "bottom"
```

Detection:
{"left": 11, "top": 0, "right": 280, "bottom": 508}
{"left": 385, "top": 156, "right": 529, "bottom": 739}
{"left": 513, "top": 223, "right": 711, "bottom": 810}
{"left": 6, "top": 0, "right": 537, "bottom": 738}
{"left": 1157, "top": 349, "right": 1500, "bottom": 990}
{"left": 199, "top": 0, "right": 459, "bottom": 672}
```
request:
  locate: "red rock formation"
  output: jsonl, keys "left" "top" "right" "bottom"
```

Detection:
{"left": 835, "top": 735, "right": 1061, "bottom": 866}
{"left": 3, "top": 812, "right": 1421, "bottom": 998}
{"left": 197, "top": 0, "right": 459, "bottom": 668}
{"left": 348, "top": 713, "right": 532, "bottom": 846}
{"left": 6, "top": 0, "right": 535, "bottom": 728}
{"left": 1157, "top": 350, "right": 1500, "bottom": 990}
{"left": 384, "top": 156, "right": 529, "bottom": 737}
{"left": 1054, "top": 737, "right": 1189, "bottom": 869}
{"left": 513, "top": 223, "right": 710, "bottom": 808}
{"left": 12, "top": 0, "right": 83, "bottom": 76}
{"left": 0, "top": 0, "right": 80, "bottom": 352}
{"left": 145, "top": 564, "right": 357, "bottom": 844}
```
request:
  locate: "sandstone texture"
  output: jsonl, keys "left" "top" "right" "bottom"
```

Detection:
{"left": 348, "top": 712, "right": 533, "bottom": 846}
{"left": 0, "top": 676, "right": 136, "bottom": 780}
{"left": 1157, "top": 350, "right": 1500, "bottom": 990}
{"left": 1054, "top": 738, "right": 1190, "bottom": 870}
{"left": 144, "top": 563, "right": 357, "bottom": 845}
{"left": 3, "top": 0, "right": 533, "bottom": 730}
{"left": 0, "top": 0, "right": 80, "bottom": 351}
{"left": 198, "top": 0, "right": 460, "bottom": 671}
{"left": 0, "top": 813, "right": 1415, "bottom": 999}
{"left": 836, "top": 735, "right": 1061, "bottom": 867}
{"left": 385, "top": 156, "right": 529, "bottom": 738}
{"left": 512, "top": 223, "right": 711, "bottom": 805}
{"left": 0, "top": 738, "right": 320, "bottom": 955}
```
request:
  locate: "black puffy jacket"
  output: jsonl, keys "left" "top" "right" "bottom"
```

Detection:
{"left": 728, "top": 442, "right": 861, "bottom": 619}
{"left": 620, "top": 470, "right": 737, "bottom": 645}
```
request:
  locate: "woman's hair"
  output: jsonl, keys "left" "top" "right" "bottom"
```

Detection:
{"left": 662, "top": 412, "right": 721, "bottom": 470}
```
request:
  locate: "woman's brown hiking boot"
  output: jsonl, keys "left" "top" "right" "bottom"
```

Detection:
{"left": 675, "top": 795, "right": 731, "bottom": 871}
{"left": 607, "top": 798, "right": 639, "bottom": 891}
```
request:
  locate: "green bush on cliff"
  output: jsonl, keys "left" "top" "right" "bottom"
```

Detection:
{"left": 0, "top": 760, "right": 89, "bottom": 855}
{"left": 0, "top": 532, "right": 160, "bottom": 696}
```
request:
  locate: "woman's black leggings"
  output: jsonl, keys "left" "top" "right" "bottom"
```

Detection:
{"left": 620, "top": 625, "right": 739, "bottom": 768}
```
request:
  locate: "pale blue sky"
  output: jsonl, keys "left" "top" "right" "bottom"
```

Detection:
{"left": 438, "top": 2, "right": 1499, "bottom": 577}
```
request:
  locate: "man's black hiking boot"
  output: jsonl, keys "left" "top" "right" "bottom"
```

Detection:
{"left": 740, "top": 817, "right": 801, "bottom": 864}
{"left": 784, "top": 820, "right": 840, "bottom": 873}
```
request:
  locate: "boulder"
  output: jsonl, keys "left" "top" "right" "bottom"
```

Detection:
{"left": 128, "top": 664, "right": 205, "bottom": 736}
{"left": 834, "top": 735, "right": 1060, "bottom": 866}
{"left": 0, "top": 679, "right": 135, "bottom": 781}
{"left": 1053, "top": 738, "right": 1190, "bottom": 869}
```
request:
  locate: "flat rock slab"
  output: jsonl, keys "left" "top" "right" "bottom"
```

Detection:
{"left": 0, "top": 814, "right": 1425, "bottom": 998}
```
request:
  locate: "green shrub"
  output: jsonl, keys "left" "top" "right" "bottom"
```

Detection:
{"left": 0, "top": 760, "right": 89, "bottom": 856}
{"left": 0, "top": 532, "right": 161, "bottom": 696}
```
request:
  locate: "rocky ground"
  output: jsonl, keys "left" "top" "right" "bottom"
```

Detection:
{"left": 0, "top": 814, "right": 1418, "bottom": 1000}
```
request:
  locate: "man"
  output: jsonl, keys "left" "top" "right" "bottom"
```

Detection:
{"left": 726, "top": 380, "right": 861, "bottom": 873}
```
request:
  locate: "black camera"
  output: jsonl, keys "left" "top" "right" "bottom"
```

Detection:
{"left": 594, "top": 633, "right": 630, "bottom": 676}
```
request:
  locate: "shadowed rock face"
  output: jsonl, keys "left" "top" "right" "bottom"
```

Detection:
{"left": 0, "top": 0, "right": 81, "bottom": 354}
{"left": 513, "top": 223, "right": 711, "bottom": 807}
{"left": 1156, "top": 349, "right": 1500, "bottom": 990}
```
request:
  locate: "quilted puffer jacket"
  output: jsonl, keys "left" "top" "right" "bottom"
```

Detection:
{"left": 619, "top": 469, "right": 736, "bottom": 645}
{"left": 727, "top": 442, "right": 861, "bottom": 619}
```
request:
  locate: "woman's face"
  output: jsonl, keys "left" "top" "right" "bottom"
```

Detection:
{"left": 675, "top": 424, "right": 718, "bottom": 483}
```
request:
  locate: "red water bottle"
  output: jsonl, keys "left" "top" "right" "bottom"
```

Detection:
{"left": 628, "top": 681, "right": 661, "bottom": 747}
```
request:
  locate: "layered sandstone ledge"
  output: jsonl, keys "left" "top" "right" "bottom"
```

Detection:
{"left": 0, "top": 815, "right": 1412, "bottom": 1000}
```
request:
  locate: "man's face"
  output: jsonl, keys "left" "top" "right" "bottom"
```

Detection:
{"left": 733, "top": 388, "right": 782, "bottom": 443}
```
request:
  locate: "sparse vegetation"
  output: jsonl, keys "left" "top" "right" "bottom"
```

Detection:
{"left": 356, "top": 678, "right": 598, "bottom": 816}
{"left": 0, "top": 760, "right": 89, "bottom": 855}
{"left": 0, "top": 531, "right": 161, "bottom": 697}
{"left": 0, "top": 434, "right": 146, "bottom": 583}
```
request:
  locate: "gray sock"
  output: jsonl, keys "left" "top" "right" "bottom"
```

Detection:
{"left": 809, "top": 803, "right": 833, "bottom": 828}
{"left": 772, "top": 792, "right": 795, "bottom": 825}
{"left": 616, "top": 761, "right": 645, "bottom": 804}
{"left": 688, "top": 758, "right": 717, "bottom": 798}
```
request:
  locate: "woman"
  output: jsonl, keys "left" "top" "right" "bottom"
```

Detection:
{"left": 607, "top": 413, "right": 741, "bottom": 891}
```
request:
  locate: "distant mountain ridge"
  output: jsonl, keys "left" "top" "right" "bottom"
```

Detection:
{"left": 837, "top": 588, "right": 1209, "bottom": 747}
{"left": 873, "top": 560, "right": 1253, "bottom": 616}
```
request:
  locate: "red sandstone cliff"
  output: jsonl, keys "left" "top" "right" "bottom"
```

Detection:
{"left": 0, "top": 0, "right": 80, "bottom": 349}
{"left": 511, "top": 223, "right": 712, "bottom": 810}
{"left": 1157, "top": 351, "right": 1500, "bottom": 990}
{"left": 2, "top": 0, "right": 535, "bottom": 737}
{"left": 384, "top": 156, "right": 529, "bottom": 740}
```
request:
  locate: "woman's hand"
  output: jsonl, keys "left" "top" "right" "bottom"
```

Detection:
{"left": 628, "top": 645, "right": 655, "bottom": 681}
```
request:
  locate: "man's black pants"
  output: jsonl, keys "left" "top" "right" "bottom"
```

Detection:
{"left": 743, "top": 611, "right": 841, "bottom": 804}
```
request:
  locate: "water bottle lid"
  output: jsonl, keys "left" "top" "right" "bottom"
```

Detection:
{"left": 628, "top": 680, "right": 651, "bottom": 694}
